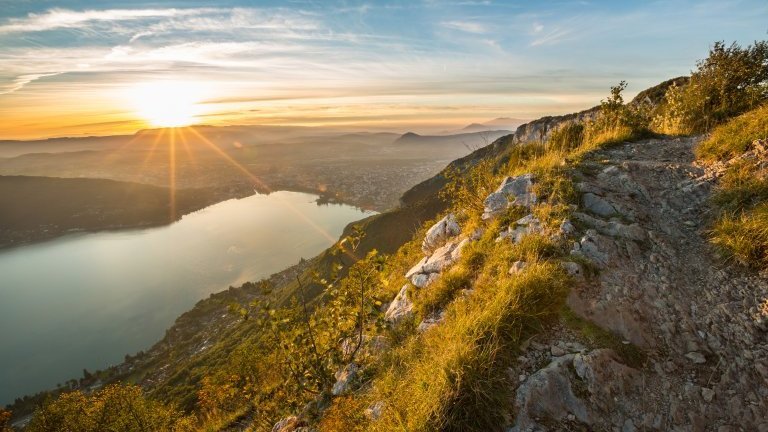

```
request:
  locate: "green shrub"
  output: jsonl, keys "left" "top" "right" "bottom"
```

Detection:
{"left": 654, "top": 41, "right": 768, "bottom": 134}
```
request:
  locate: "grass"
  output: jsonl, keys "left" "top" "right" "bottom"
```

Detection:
{"left": 696, "top": 104, "right": 768, "bottom": 162}
{"left": 697, "top": 105, "right": 768, "bottom": 270}
{"left": 711, "top": 203, "right": 768, "bottom": 268}
{"left": 370, "top": 262, "right": 569, "bottom": 432}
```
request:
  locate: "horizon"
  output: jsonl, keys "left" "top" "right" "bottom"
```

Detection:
{"left": 1, "top": 0, "right": 766, "bottom": 140}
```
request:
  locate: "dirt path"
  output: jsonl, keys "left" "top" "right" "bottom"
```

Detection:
{"left": 512, "top": 137, "right": 768, "bottom": 431}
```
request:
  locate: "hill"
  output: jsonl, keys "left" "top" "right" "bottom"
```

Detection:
{"left": 0, "top": 176, "right": 225, "bottom": 248}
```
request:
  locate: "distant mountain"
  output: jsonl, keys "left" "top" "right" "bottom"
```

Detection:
{"left": 393, "top": 130, "right": 511, "bottom": 147}
{"left": 483, "top": 117, "right": 528, "bottom": 129}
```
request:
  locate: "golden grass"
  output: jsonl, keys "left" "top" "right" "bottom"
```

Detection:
{"left": 696, "top": 104, "right": 768, "bottom": 162}
{"left": 711, "top": 203, "right": 768, "bottom": 268}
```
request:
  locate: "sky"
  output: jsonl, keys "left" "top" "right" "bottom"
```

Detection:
{"left": 0, "top": 0, "right": 766, "bottom": 139}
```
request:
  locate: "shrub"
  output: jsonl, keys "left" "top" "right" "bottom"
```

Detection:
{"left": 26, "top": 384, "right": 194, "bottom": 432}
{"left": 654, "top": 41, "right": 768, "bottom": 134}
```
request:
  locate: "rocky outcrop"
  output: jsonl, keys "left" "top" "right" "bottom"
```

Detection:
{"left": 482, "top": 174, "right": 537, "bottom": 220}
{"left": 384, "top": 285, "right": 414, "bottom": 323}
{"left": 422, "top": 214, "right": 460, "bottom": 253}
{"left": 511, "top": 349, "right": 642, "bottom": 432}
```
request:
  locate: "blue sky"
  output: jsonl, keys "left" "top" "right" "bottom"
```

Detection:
{"left": 0, "top": 0, "right": 766, "bottom": 138}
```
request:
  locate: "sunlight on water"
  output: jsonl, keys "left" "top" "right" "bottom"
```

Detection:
{"left": 0, "top": 191, "right": 374, "bottom": 404}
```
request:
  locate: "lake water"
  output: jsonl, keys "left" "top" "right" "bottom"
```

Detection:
{"left": 0, "top": 191, "right": 374, "bottom": 405}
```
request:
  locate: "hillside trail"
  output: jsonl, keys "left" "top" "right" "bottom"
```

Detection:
{"left": 511, "top": 136, "right": 768, "bottom": 431}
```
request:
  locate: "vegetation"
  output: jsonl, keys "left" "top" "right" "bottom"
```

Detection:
{"left": 17, "top": 39, "right": 768, "bottom": 431}
{"left": 652, "top": 41, "right": 768, "bottom": 134}
{"left": 26, "top": 384, "right": 194, "bottom": 432}
{"left": 695, "top": 104, "right": 768, "bottom": 269}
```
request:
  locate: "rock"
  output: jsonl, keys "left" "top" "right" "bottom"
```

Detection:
{"left": 482, "top": 174, "right": 536, "bottom": 219}
{"left": 572, "top": 212, "right": 646, "bottom": 241}
{"left": 622, "top": 419, "right": 637, "bottom": 432}
{"left": 450, "top": 238, "right": 470, "bottom": 261}
{"left": 410, "top": 272, "right": 439, "bottom": 288}
{"left": 509, "top": 260, "right": 527, "bottom": 275}
{"left": 560, "top": 218, "right": 575, "bottom": 235}
{"left": 551, "top": 345, "right": 566, "bottom": 356}
{"left": 498, "top": 215, "right": 543, "bottom": 243}
{"left": 421, "top": 241, "right": 458, "bottom": 273}
{"left": 512, "top": 354, "right": 590, "bottom": 430}
{"left": 571, "top": 229, "right": 611, "bottom": 267}
{"left": 561, "top": 261, "right": 583, "bottom": 278}
{"left": 365, "top": 401, "right": 385, "bottom": 421}
{"left": 685, "top": 351, "right": 706, "bottom": 364}
{"left": 331, "top": 363, "right": 359, "bottom": 395}
{"left": 582, "top": 192, "right": 617, "bottom": 217}
{"left": 385, "top": 285, "right": 413, "bottom": 323}
{"left": 272, "top": 416, "right": 303, "bottom": 432}
{"left": 417, "top": 311, "right": 445, "bottom": 332}
{"left": 404, "top": 256, "right": 429, "bottom": 279}
{"left": 702, "top": 387, "right": 715, "bottom": 402}
{"left": 422, "top": 214, "right": 461, "bottom": 253}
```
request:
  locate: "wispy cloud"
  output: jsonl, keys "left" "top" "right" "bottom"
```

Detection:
{"left": 0, "top": 72, "right": 62, "bottom": 95}
{"left": 530, "top": 27, "right": 573, "bottom": 46}
{"left": 0, "top": 8, "right": 213, "bottom": 34}
{"left": 441, "top": 20, "right": 487, "bottom": 34}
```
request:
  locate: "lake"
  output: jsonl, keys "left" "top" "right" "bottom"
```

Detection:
{"left": 0, "top": 191, "right": 375, "bottom": 405}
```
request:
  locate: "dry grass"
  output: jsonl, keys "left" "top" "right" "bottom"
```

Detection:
{"left": 696, "top": 104, "right": 768, "bottom": 162}
{"left": 711, "top": 203, "right": 768, "bottom": 268}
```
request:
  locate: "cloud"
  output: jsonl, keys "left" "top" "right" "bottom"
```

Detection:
{"left": 0, "top": 8, "right": 214, "bottom": 34}
{"left": 530, "top": 27, "right": 572, "bottom": 46}
{"left": 441, "top": 20, "right": 487, "bottom": 34}
{"left": 0, "top": 72, "right": 62, "bottom": 95}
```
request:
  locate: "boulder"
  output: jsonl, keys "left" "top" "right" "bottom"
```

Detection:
{"left": 582, "top": 192, "right": 617, "bottom": 217}
{"left": 417, "top": 311, "right": 445, "bottom": 332}
{"left": 331, "top": 363, "right": 359, "bottom": 395}
{"left": 405, "top": 256, "right": 429, "bottom": 279}
{"left": 512, "top": 354, "right": 590, "bottom": 430}
{"left": 385, "top": 285, "right": 414, "bottom": 323}
{"left": 482, "top": 174, "right": 537, "bottom": 220}
{"left": 422, "top": 213, "right": 460, "bottom": 253}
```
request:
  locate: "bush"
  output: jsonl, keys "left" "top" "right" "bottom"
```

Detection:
{"left": 26, "top": 384, "right": 194, "bottom": 432}
{"left": 654, "top": 41, "right": 768, "bottom": 134}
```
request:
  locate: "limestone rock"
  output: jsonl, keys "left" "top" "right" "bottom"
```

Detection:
{"left": 331, "top": 363, "right": 359, "bottom": 395}
{"left": 385, "top": 285, "right": 413, "bottom": 323}
{"left": 561, "top": 261, "right": 584, "bottom": 278}
{"left": 498, "top": 215, "right": 543, "bottom": 243}
{"left": 482, "top": 174, "right": 537, "bottom": 220}
{"left": 583, "top": 192, "right": 617, "bottom": 217}
{"left": 422, "top": 213, "right": 460, "bottom": 253}
{"left": 512, "top": 354, "right": 590, "bottom": 430}
{"left": 421, "top": 241, "right": 459, "bottom": 273}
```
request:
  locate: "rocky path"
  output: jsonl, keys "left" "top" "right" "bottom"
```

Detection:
{"left": 512, "top": 137, "right": 768, "bottom": 431}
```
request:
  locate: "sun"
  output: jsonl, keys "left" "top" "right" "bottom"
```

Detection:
{"left": 129, "top": 81, "right": 206, "bottom": 128}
